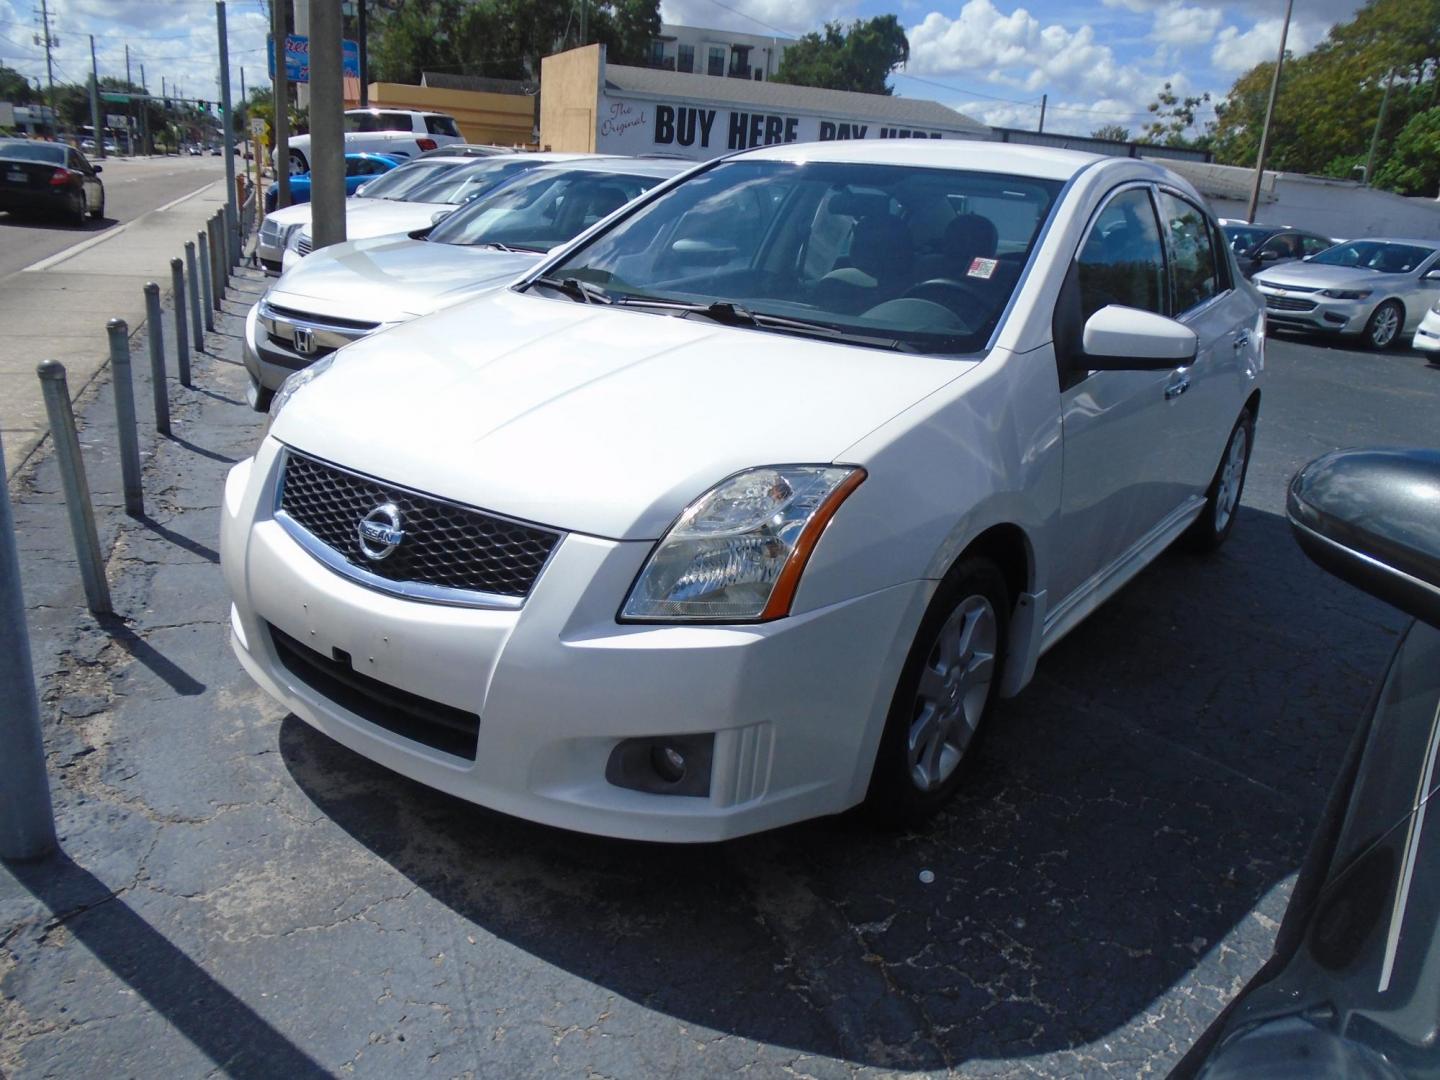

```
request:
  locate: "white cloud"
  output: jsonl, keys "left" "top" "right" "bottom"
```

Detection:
{"left": 1211, "top": 16, "right": 1318, "bottom": 74}
{"left": 658, "top": 0, "right": 854, "bottom": 37}
{"left": 1151, "top": 3, "right": 1221, "bottom": 46}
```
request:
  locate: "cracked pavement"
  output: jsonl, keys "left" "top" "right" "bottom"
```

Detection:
{"left": 1, "top": 276, "right": 1436, "bottom": 1077}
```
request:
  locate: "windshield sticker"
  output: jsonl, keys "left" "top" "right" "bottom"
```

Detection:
{"left": 967, "top": 257, "right": 997, "bottom": 280}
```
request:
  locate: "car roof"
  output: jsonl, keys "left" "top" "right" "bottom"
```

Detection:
{"left": 736, "top": 138, "right": 1106, "bottom": 180}
{"left": 521, "top": 156, "right": 690, "bottom": 179}
{"left": 1344, "top": 237, "right": 1440, "bottom": 248}
{"left": 414, "top": 144, "right": 509, "bottom": 159}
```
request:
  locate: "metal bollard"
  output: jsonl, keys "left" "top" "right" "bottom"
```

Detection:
{"left": 36, "top": 361, "right": 112, "bottom": 616}
{"left": 106, "top": 319, "right": 143, "bottom": 518}
{"left": 185, "top": 241, "right": 204, "bottom": 354}
{"left": 0, "top": 430, "right": 58, "bottom": 861}
{"left": 170, "top": 257, "right": 191, "bottom": 388}
{"left": 197, "top": 229, "right": 215, "bottom": 332}
{"left": 209, "top": 214, "right": 224, "bottom": 308}
{"left": 143, "top": 282, "right": 170, "bottom": 435}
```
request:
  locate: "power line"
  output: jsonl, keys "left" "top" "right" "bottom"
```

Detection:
{"left": 698, "top": 0, "right": 800, "bottom": 40}
{"left": 892, "top": 71, "right": 1043, "bottom": 106}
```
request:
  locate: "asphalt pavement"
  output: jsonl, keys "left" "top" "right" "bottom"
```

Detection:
{"left": 0, "top": 307, "right": 1437, "bottom": 1077}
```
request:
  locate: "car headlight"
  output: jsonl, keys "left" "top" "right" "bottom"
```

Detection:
{"left": 1319, "top": 288, "right": 1372, "bottom": 300}
{"left": 268, "top": 352, "right": 335, "bottom": 420}
{"left": 621, "top": 465, "right": 865, "bottom": 622}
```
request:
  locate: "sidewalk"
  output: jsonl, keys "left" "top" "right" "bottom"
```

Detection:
{"left": 0, "top": 176, "right": 231, "bottom": 479}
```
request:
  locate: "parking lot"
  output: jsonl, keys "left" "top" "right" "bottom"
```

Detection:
{"left": 1, "top": 284, "right": 1436, "bottom": 1077}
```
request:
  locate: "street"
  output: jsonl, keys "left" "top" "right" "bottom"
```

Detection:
{"left": 0, "top": 277, "right": 1435, "bottom": 1075}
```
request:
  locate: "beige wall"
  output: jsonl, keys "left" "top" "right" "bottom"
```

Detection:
{"left": 345, "top": 82, "right": 537, "bottom": 148}
{"left": 539, "top": 45, "right": 604, "bottom": 152}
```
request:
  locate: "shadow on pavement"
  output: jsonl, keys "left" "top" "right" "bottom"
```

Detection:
{"left": 5, "top": 854, "right": 329, "bottom": 1080}
{"left": 277, "top": 504, "right": 1397, "bottom": 1069}
{"left": 99, "top": 615, "right": 207, "bottom": 696}
{"left": 138, "top": 514, "right": 219, "bottom": 564}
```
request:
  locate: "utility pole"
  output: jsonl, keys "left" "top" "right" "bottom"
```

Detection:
{"left": 309, "top": 0, "right": 346, "bottom": 250}
{"left": 1245, "top": 0, "right": 1292, "bottom": 223}
{"left": 294, "top": 0, "right": 311, "bottom": 110}
{"left": 1364, "top": 69, "right": 1395, "bottom": 186}
{"left": 36, "top": 0, "right": 57, "bottom": 134}
{"left": 357, "top": 0, "right": 368, "bottom": 106}
{"left": 273, "top": 0, "right": 291, "bottom": 207}
{"left": 217, "top": 1, "right": 239, "bottom": 258}
{"left": 1038, "top": 93, "right": 1047, "bottom": 134}
{"left": 89, "top": 34, "right": 105, "bottom": 158}
{"left": 139, "top": 63, "right": 148, "bottom": 154}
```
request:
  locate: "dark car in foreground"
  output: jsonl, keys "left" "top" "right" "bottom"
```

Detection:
{"left": 1179, "top": 447, "right": 1440, "bottom": 1078}
{"left": 0, "top": 138, "right": 104, "bottom": 224}
{"left": 1221, "top": 223, "right": 1333, "bottom": 280}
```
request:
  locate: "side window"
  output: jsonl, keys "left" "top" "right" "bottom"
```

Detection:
{"left": 425, "top": 115, "right": 460, "bottom": 138}
{"left": 1158, "top": 192, "right": 1219, "bottom": 313}
{"left": 1302, "top": 235, "right": 1331, "bottom": 257}
{"left": 1076, "top": 188, "right": 1166, "bottom": 320}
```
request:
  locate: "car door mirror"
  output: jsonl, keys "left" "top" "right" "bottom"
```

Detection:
{"left": 430, "top": 209, "right": 453, "bottom": 225}
{"left": 1259, "top": 247, "right": 1281, "bottom": 261}
{"left": 355, "top": 182, "right": 368, "bottom": 196}
{"left": 1081, "top": 305, "right": 1198, "bottom": 371}
{"left": 1423, "top": 268, "right": 1440, "bottom": 280}
{"left": 1288, "top": 448, "right": 1440, "bottom": 627}
{"left": 93, "top": 165, "right": 102, "bottom": 174}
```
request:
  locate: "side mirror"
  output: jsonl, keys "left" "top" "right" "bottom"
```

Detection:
{"left": 430, "top": 209, "right": 453, "bottom": 225}
{"left": 1082, "top": 305, "right": 1198, "bottom": 371}
{"left": 1288, "top": 448, "right": 1440, "bottom": 627}
{"left": 93, "top": 165, "right": 102, "bottom": 174}
{"left": 1423, "top": 268, "right": 1440, "bottom": 281}
{"left": 1259, "top": 247, "right": 1281, "bottom": 261}
{"left": 355, "top": 183, "right": 369, "bottom": 196}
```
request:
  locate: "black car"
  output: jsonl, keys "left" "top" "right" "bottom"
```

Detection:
{"left": 1179, "top": 447, "right": 1440, "bottom": 1078}
{"left": 1222, "top": 223, "right": 1334, "bottom": 279}
{"left": 0, "top": 139, "right": 104, "bottom": 224}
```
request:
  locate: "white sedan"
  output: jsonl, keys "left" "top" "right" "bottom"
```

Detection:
{"left": 221, "top": 141, "right": 1264, "bottom": 842}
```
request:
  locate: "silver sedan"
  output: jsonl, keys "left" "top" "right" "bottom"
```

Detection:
{"left": 1253, "top": 238, "right": 1440, "bottom": 349}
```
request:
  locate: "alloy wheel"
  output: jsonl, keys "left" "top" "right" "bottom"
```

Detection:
{"left": 1371, "top": 304, "right": 1400, "bottom": 348}
{"left": 1214, "top": 424, "right": 1248, "bottom": 532}
{"left": 908, "top": 594, "right": 997, "bottom": 792}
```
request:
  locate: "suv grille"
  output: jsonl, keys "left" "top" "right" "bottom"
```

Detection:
{"left": 297, "top": 234, "right": 313, "bottom": 256}
{"left": 1265, "top": 294, "right": 1318, "bottom": 312}
{"left": 278, "top": 451, "right": 562, "bottom": 602}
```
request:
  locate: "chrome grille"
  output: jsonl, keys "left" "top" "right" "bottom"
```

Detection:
{"left": 277, "top": 451, "right": 562, "bottom": 604}
{"left": 1265, "top": 294, "right": 1318, "bottom": 312}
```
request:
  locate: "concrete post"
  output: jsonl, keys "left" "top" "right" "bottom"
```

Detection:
{"left": 217, "top": 2, "right": 239, "bottom": 268}
{"left": 198, "top": 229, "right": 215, "bottom": 332}
{"left": 0, "top": 430, "right": 58, "bottom": 862}
{"left": 185, "top": 241, "right": 204, "bottom": 354}
{"left": 208, "top": 215, "right": 224, "bottom": 308}
{"left": 273, "top": 0, "right": 291, "bottom": 208}
{"left": 106, "top": 319, "right": 143, "bottom": 518}
{"left": 170, "top": 257, "right": 191, "bottom": 388}
{"left": 36, "top": 362, "right": 112, "bottom": 616}
{"left": 143, "top": 283, "right": 170, "bottom": 435}
{"left": 308, "top": 0, "right": 346, "bottom": 251}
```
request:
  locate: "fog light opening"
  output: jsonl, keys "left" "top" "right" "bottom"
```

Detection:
{"left": 605, "top": 733, "right": 714, "bottom": 797}
{"left": 652, "top": 744, "right": 687, "bottom": 784}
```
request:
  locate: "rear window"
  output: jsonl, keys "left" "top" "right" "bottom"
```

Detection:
{"left": 425, "top": 115, "right": 460, "bottom": 138}
{"left": 0, "top": 140, "right": 66, "bottom": 165}
{"left": 344, "top": 111, "right": 415, "bottom": 133}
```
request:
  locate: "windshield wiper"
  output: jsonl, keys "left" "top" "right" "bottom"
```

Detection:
{"left": 526, "top": 275, "right": 611, "bottom": 304}
{"left": 614, "top": 296, "right": 913, "bottom": 350}
{"left": 475, "top": 241, "right": 545, "bottom": 254}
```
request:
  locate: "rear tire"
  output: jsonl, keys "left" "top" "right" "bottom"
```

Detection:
{"left": 88, "top": 191, "right": 104, "bottom": 220}
{"left": 288, "top": 149, "right": 309, "bottom": 176}
{"left": 69, "top": 190, "right": 86, "bottom": 226}
{"left": 1363, "top": 300, "right": 1403, "bottom": 351}
{"left": 866, "top": 556, "right": 1009, "bottom": 828}
{"left": 1185, "top": 409, "right": 1254, "bottom": 552}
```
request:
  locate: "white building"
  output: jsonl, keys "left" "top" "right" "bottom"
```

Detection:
{"left": 645, "top": 23, "right": 795, "bottom": 82}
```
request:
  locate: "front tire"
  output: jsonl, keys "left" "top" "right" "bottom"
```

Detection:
{"left": 288, "top": 149, "right": 309, "bottom": 176}
{"left": 1363, "top": 300, "right": 1403, "bottom": 351}
{"left": 867, "top": 557, "right": 1009, "bottom": 827}
{"left": 1186, "top": 409, "right": 1254, "bottom": 552}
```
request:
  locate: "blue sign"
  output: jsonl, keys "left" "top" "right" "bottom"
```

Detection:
{"left": 267, "top": 35, "right": 360, "bottom": 84}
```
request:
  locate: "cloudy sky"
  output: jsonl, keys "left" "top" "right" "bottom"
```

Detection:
{"left": 1, "top": 0, "right": 1364, "bottom": 136}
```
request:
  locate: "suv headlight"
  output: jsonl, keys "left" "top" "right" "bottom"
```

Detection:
{"left": 621, "top": 465, "right": 865, "bottom": 623}
{"left": 268, "top": 352, "right": 334, "bottom": 421}
{"left": 1319, "top": 288, "right": 1372, "bottom": 300}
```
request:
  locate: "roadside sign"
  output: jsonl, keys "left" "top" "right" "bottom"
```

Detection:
{"left": 100, "top": 92, "right": 130, "bottom": 103}
{"left": 267, "top": 35, "right": 359, "bottom": 85}
{"left": 106, "top": 113, "right": 128, "bottom": 128}
{"left": 250, "top": 117, "right": 266, "bottom": 135}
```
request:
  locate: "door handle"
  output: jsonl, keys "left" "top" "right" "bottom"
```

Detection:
{"left": 1233, "top": 332, "right": 1251, "bottom": 350}
{"left": 1165, "top": 376, "right": 1191, "bottom": 400}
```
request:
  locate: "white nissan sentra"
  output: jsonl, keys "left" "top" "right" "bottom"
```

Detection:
{"left": 221, "top": 141, "right": 1265, "bottom": 842}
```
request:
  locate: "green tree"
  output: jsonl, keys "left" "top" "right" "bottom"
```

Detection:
{"left": 1140, "top": 82, "right": 1211, "bottom": 147}
{"left": 1209, "top": 0, "right": 1440, "bottom": 185}
{"left": 1, "top": 63, "right": 36, "bottom": 104}
{"left": 1090, "top": 123, "right": 1131, "bottom": 142}
{"left": 773, "top": 16, "right": 910, "bottom": 95}
{"left": 1373, "top": 106, "right": 1440, "bottom": 193}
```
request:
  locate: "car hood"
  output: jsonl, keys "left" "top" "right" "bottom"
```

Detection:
{"left": 1254, "top": 262, "right": 1407, "bottom": 290}
{"left": 267, "top": 236, "right": 538, "bottom": 321}
{"left": 271, "top": 289, "right": 972, "bottom": 540}
{"left": 324, "top": 199, "right": 451, "bottom": 242}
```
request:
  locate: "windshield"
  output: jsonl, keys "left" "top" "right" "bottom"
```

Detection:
{"left": 0, "top": 140, "right": 66, "bottom": 165}
{"left": 541, "top": 160, "right": 1062, "bottom": 355}
{"left": 1309, "top": 241, "right": 1435, "bottom": 273}
{"left": 403, "top": 157, "right": 541, "bottom": 205}
{"left": 1222, "top": 225, "right": 1270, "bottom": 255}
{"left": 355, "top": 159, "right": 463, "bottom": 200}
{"left": 428, "top": 168, "right": 667, "bottom": 251}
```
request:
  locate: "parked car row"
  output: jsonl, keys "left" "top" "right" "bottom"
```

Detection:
{"left": 1221, "top": 219, "right": 1440, "bottom": 352}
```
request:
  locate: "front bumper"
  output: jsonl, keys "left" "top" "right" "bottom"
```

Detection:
{"left": 1255, "top": 283, "right": 1372, "bottom": 335}
{"left": 243, "top": 301, "right": 384, "bottom": 394}
{"left": 1412, "top": 309, "right": 1440, "bottom": 352}
{"left": 221, "top": 441, "right": 924, "bottom": 842}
